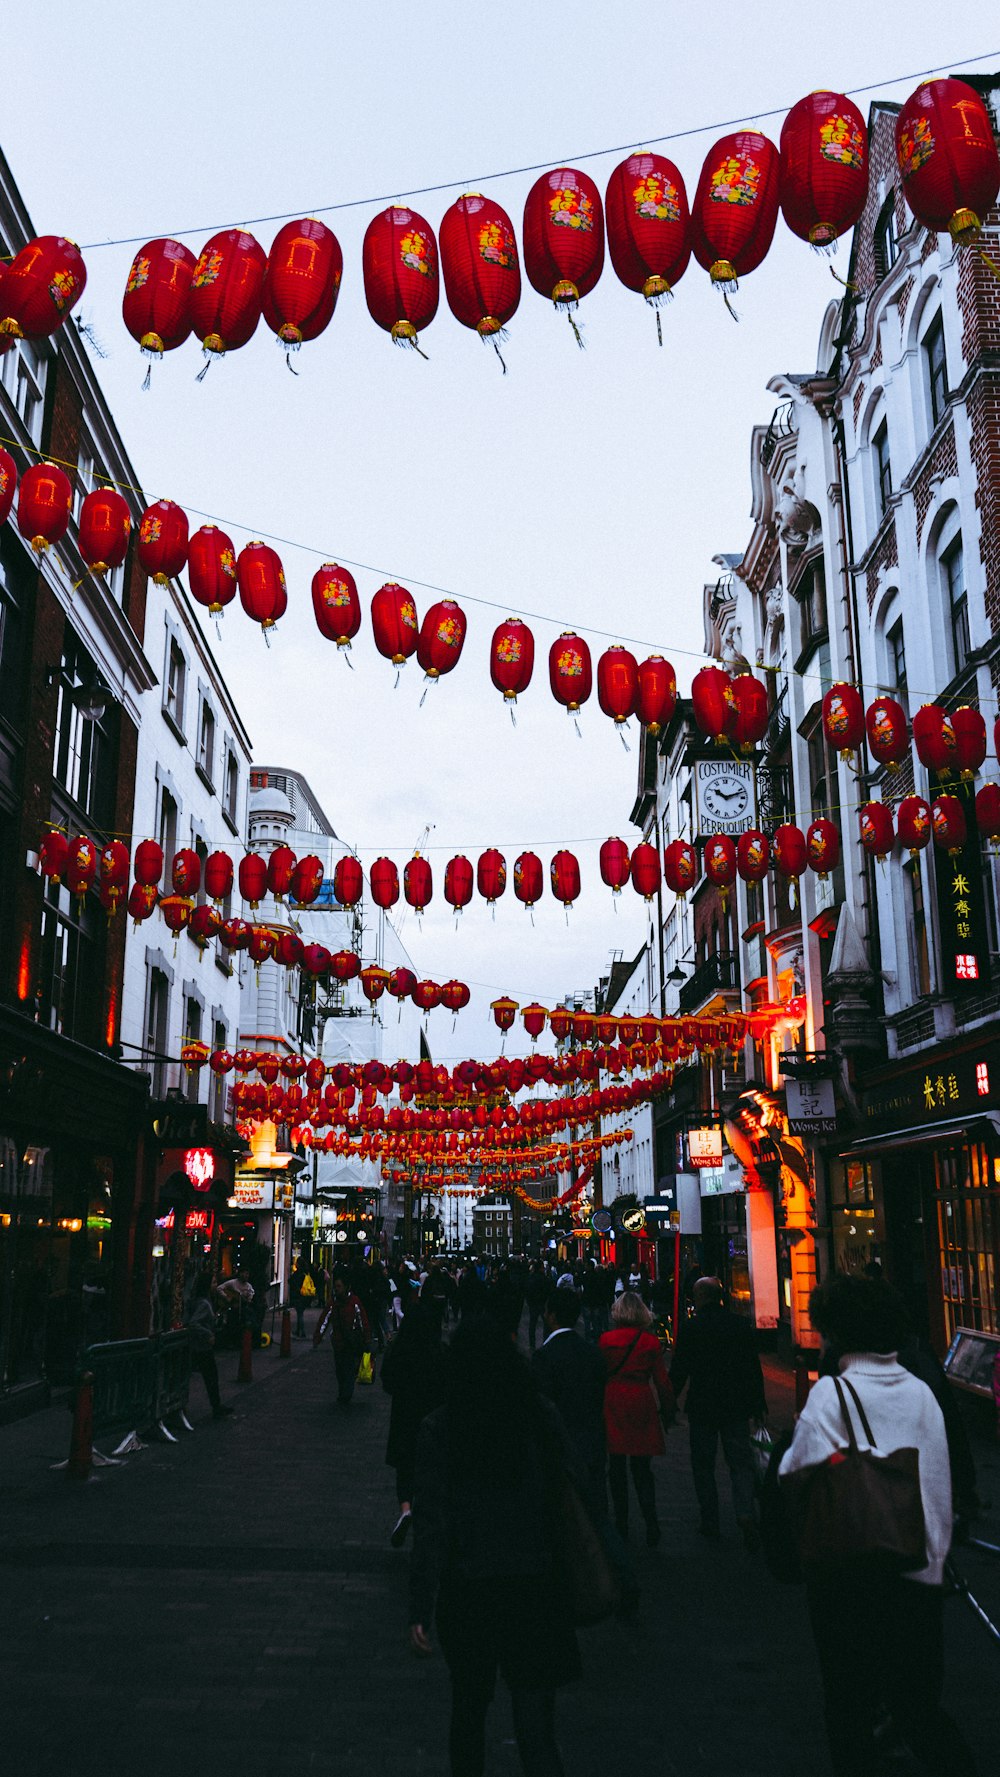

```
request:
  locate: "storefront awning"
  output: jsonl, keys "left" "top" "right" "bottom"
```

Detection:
{"left": 842, "top": 1112, "right": 1000, "bottom": 1159}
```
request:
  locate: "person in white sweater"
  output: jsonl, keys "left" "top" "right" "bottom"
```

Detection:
{"left": 779, "top": 1274, "right": 977, "bottom": 1776}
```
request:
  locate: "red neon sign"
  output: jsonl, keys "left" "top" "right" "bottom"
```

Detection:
{"left": 185, "top": 1208, "right": 214, "bottom": 1234}
{"left": 185, "top": 1148, "right": 216, "bottom": 1191}
{"left": 955, "top": 954, "right": 980, "bottom": 982}
{"left": 976, "top": 1062, "right": 990, "bottom": 1097}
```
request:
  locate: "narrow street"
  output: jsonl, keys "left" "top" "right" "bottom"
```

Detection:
{"left": 2, "top": 1321, "right": 997, "bottom": 1775}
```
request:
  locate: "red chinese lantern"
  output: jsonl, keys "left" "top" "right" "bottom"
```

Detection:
{"left": 305, "top": 1057, "right": 326, "bottom": 1091}
{"left": 188, "top": 524, "right": 237, "bottom": 616}
{"left": 417, "top": 599, "right": 467, "bottom": 680}
{"left": 550, "top": 850, "right": 581, "bottom": 908}
{"left": 371, "top": 582, "right": 419, "bottom": 668}
{"left": 522, "top": 168, "right": 605, "bottom": 338}
{"left": 312, "top": 563, "right": 361, "bottom": 649}
{"left": 78, "top": 489, "right": 131, "bottom": 576}
{"left": 370, "top": 857, "right": 399, "bottom": 909}
{"left": 605, "top": 152, "right": 690, "bottom": 341}
{"left": 549, "top": 632, "right": 593, "bottom": 715}
{"left": 952, "top": 706, "right": 987, "bottom": 779}
{"left": 704, "top": 834, "right": 738, "bottom": 895}
{"left": 134, "top": 838, "right": 164, "bottom": 888}
{"left": 491, "top": 996, "right": 519, "bottom": 1033}
{"left": 122, "top": 238, "right": 196, "bottom": 377}
{"left": 779, "top": 93, "right": 869, "bottom": 249}
{"left": 445, "top": 855, "right": 474, "bottom": 915}
{"left": 597, "top": 647, "right": 638, "bottom": 730}
{"left": 630, "top": 842, "right": 660, "bottom": 902}
{"left": 773, "top": 824, "right": 808, "bottom": 884}
{"left": 239, "top": 852, "right": 268, "bottom": 908}
{"left": 262, "top": 218, "right": 342, "bottom": 362}
{"left": 412, "top": 979, "right": 441, "bottom": 1012}
{"left": 331, "top": 949, "right": 361, "bottom": 982}
{"left": 664, "top": 839, "right": 699, "bottom": 898}
{"left": 0, "top": 449, "right": 16, "bottom": 525}
{"left": 138, "top": 500, "right": 189, "bottom": 584}
{"left": 273, "top": 930, "right": 303, "bottom": 969}
{"left": 39, "top": 829, "right": 69, "bottom": 881}
{"left": 806, "top": 818, "right": 840, "bottom": 879}
{"left": 441, "top": 980, "right": 470, "bottom": 1014}
{"left": 199, "top": 851, "right": 231, "bottom": 904}
{"left": 290, "top": 854, "right": 324, "bottom": 905}
{"left": 691, "top": 666, "right": 738, "bottom": 745}
{"left": 17, "top": 462, "right": 72, "bottom": 552}
{"left": 865, "top": 696, "right": 909, "bottom": 771}
{"left": 404, "top": 855, "right": 433, "bottom": 914}
{"left": 210, "top": 1049, "right": 234, "bottom": 1079}
{"left": 189, "top": 229, "right": 267, "bottom": 364}
{"left": 975, "top": 783, "right": 1000, "bottom": 846}
{"left": 635, "top": 656, "right": 677, "bottom": 735}
{"left": 190, "top": 903, "right": 222, "bottom": 951}
{"left": 128, "top": 882, "right": 158, "bottom": 924}
{"left": 333, "top": 856, "right": 363, "bottom": 907}
{"left": 388, "top": 966, "right": 417, "bottom": 1001}
{"left": 690, "top": 133, "right": 781, "bottom": 300}
{"left": 237, "top": 541, "right": 287, "bottom": 632}
{"left": 822, "top": 682, "right": 865, "bottom": 757}
{"left": 932, "top": 794, "right": 967, "bottom": 854}
{"left": 0, "top": 236, "right": 86, "bottom": 339}
{"left": 172, "top": 847, "right": 201, "bottom": 896}
{"left": 267, "top": 844, "right": 296, "bottom": 899}
{"left": 994, "top": 715, "right": 1000, "bottom": 767}
{"left": 301, "top": 943, "right": 331, "bottom": 977}
{"left": 514, "top": 851, "right": 544, "bottom": 909}
{"left": 219, "top": 916, "right": 251, "bottom": 951}
{"left": 360, "top": 964, "right": 390, "bottom": 1004}
{"left": 730, "top": 674, "right": 769, "bottom": 753}
{"left": 521, "top": 1003, "right": 548, "bottom": 1042}
{"left": 913, "top": 704, "right": 957, "bottom": 779}
{"left": 477, "top": 848, "right": 507, "bottom": 905}
{"left": 897, "top": 795, "right": 932, "bottom": 856}
{"left": 160, "top": 894, "right": 192, "bottom": 938}
{"left": 99, "top": 841, "right": 130, "bottom": 913}
{"left": 895, "top": 78, "right": 1000, "bottom": 244}
{"left": 736, "top": 829, "right": 770, "bottom": 883}
{"left": 439, "top": 192, "right": 521, "bottom": 356}
{"left": 600, "top": 837, "right": 631, "bottom": 894}
{"left": 362, "top": 205, "right": 439, "bottom": 353}
{"left": 490, "top": 618, "right": 535, "bottom": 705}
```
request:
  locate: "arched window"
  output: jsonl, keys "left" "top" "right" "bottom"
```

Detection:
{"left": 878, "top": 590, "right": 907, "bottom": 708}
{"left": 922, "top": 310, "right": 948, "bottom": 431}
{"left": 931, "top": 506, "right": 969, "bottom": 678}
{"left": 873, "top": 194, "right": 899, "bottom": 281}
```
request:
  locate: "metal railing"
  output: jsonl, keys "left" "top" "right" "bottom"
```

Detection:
{"left": 678, "top": 951, "right": 740, "bottom": 1013}
{"left": 81, "top": 1332, "right": 192, "bottom": 1454}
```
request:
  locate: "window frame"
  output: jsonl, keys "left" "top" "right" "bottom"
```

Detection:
{"left": 873, "top": 196, "right": 899, "bottom": 282}
{"left": 164, "top": 634, "right": 187, "bottom": 737}
{"left": 905, "top": 857, "right": 932, "bottom": 998}
{"left": 197, "top": 696, "right": 216, "bottom": 789}
{"left": 942, "top": 534, "right": 969, "bottom": 677}
{"left": 924, "top": 314, "right": 948, "bottom": 431}
{"left": 872, "top": 419, "right": 892, "bottom": 521}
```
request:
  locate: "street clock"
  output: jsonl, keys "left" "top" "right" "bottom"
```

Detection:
{"left": 694, "top": 758, "right": 757, "bottom": 836}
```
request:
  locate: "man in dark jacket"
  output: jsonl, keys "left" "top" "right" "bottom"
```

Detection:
{"left": 669, "top": 1276, "right": 766, "bottom": 1546}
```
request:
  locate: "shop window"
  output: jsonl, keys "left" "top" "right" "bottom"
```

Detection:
{"left": 923, "top": 314, "right": 948, "bottom": 430}
{"left": 934, "top": 1140, "right": 1000, "bottom": 1342}
{"left": 164, "top": 635, "right": 186, "bottom": 733}
{"left": 210, "top": 1019, "right": 227, "bottom": 1122}
{"left": 144, "top": 966, "right": 170, "bottom": 1095}
{"left": 906, "top": 859, "right": 932, "bottom": 998}
{"left": 873, "top": 420, "right": 892, "bottom": 521}
{"left": 942, "top": 535, "right": 969, "bottom": 676}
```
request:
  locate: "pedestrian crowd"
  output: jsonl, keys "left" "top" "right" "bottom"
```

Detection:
{"left": 192, "top": 1246, "right": 985, "bottom": 1777}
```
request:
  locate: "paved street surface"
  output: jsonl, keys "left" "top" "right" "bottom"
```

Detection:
{"left": 1, "top": 1319, "right": 998, "bottom": 1776}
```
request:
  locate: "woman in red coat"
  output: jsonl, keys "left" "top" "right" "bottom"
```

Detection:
{"left": 600, "top": 1291, "right": 673, "bottom": 1545}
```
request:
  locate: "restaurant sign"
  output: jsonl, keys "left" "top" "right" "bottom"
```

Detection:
{"left": 859, "top": 1037, "right": 1000, "bottom": 1135}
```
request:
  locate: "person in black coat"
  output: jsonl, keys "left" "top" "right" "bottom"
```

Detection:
{"left": 381, "top": 1292, "right": 447, "bottom": 1547}
{"left": 532, "top": 1288, "right": 607, "bottom": 1511}
{"left": 410, "top": 1316, "right": 579, "bottom": 1777}
{"left": 669, "top": 1276, "right": 767, "bottom": 1545}
{"left": 524, "top": 1262, "right": 549, "bottom": 1348}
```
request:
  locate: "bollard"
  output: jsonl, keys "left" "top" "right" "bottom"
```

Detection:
{"left": 237, "top": 1327, "right": 253, "bottom": 1384}
{"left": 67, "top": 1372, "right": 94, "bottom": 1481}
{"left": 279, "top": 1307, "right": 292, "bottom": 1359}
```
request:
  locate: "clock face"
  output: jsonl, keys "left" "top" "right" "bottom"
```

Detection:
{"left": 702, "top": 770, "right": 750, "bottom": 820}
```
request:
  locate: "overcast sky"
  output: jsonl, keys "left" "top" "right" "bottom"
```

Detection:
{"left": 4, "top": 2, "right": 993, "bottom": 1060}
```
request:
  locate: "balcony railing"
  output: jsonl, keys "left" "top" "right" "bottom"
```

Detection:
{"left": 677, "top": 950, "right": 740, "bottom": 1013}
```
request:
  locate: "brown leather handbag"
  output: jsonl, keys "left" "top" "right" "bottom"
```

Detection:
{"left": 781, "top": 1377, "right": 928, "bottom": 1575}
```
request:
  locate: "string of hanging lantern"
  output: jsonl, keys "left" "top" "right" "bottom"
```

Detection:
{"left": 2, "top": 71, "right": 998, "bottom": 379}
